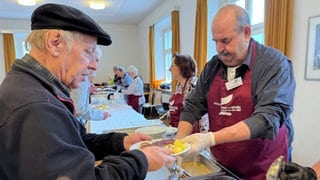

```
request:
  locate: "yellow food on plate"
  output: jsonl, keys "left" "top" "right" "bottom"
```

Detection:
{"left": 165, "top": 139, "right": 187, "bottom": 154}
{"left": 136, "top": 139, "right": 189, "bottom": 155}
{"left": 96, "top": 105, "right": 107, "bottom": 110}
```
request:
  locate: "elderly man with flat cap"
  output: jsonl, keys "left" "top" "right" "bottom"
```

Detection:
{"left": 0, "top": 3, "right": 174, "bottom": 180}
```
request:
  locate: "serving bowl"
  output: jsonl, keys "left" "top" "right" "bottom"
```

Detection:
{"left": 165, "top": 126, "right": 178, "bottom": 138}
{"left": 135, "top": 125, "right": 167, "bottom": 139}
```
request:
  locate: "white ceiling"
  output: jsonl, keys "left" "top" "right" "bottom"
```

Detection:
{"left": 0, "top": 0, "right": 164, "bottom": 24}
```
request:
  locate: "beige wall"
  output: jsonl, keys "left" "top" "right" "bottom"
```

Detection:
{"left": 95, "top": 23, "right": 140, "bottom": 83}
{"left": 290, "top": 0, "right": 320, "bottom": 166}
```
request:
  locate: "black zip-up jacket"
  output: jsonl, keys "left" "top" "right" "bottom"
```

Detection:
{"left": 0, "top": 55, "right": 147, "bottom": 180}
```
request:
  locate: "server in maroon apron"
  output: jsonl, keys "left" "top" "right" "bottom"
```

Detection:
{"left": 177, "top": 4, "right": 295, "bottom": 180}
{"left": 168, "top": 53, "right": 198, "bottom": 127}
{"left": 169, "top": 78, "right": 189, "bottom": 127}
{"left": 207, "top": 41, "right": 288, "bottom": 179}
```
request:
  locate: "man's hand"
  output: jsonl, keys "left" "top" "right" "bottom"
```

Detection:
{"left": 278, "top": 161, "right": 317, "bottom": 180}
{"left": 140, "top": 146, "right": 175, "bottom": 171}
{"left": 103, "top": 111, "right": 111, "bottom": 120}
{"left": 123, "top": 133, "right": 152, "bottom": 151}
{"left": 181, "top": 132, "right": 215, "bottom": 155}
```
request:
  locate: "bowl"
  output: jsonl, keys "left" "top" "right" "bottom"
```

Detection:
{"left": 165, "top": 126, "right": 177, "bottom": 138}
{"left": 135, "top": 126, "right": 167, "bottom": 139}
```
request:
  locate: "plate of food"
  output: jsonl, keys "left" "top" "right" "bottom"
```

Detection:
{"left": 130, "top": 139, "right": 190, "bottom": 156}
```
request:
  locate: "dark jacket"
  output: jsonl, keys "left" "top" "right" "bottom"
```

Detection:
{"left": 0, "top": 55, "right": 147, "bottom": 180}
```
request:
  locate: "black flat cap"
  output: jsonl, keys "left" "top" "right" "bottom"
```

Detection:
{"left": 31, "top": 3, "right": 112, "bottom": 46}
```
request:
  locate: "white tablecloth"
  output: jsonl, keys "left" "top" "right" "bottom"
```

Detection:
{"left": 88, "top": 95, "right": 162, "bottom": 134}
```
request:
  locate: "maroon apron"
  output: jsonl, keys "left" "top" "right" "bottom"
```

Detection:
{"left": 169, "top": 79, "right": 189, "bottom": 127}
{"left": 127, "top": 94, "right": 141, "bottom": 112}
{"left": 127, "top": 76, "right": 142, "bottom": 113}
{"left": 207, "top": 42, "right": 288, "bottom": 180}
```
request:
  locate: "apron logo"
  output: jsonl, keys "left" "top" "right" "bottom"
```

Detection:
{"left": 169, "top": 100, "right": 175, "bottom": 105}
{"left": 169, "top": 100, "right": 178, "bottom": 112}
{"left": 213, "top": 94, "right": 241, "bottom": 116}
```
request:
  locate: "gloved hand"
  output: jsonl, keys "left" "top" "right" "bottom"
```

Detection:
{"left": 180, "top": 132, "right": 215, "bottom": 155}
{"left": 278, "top": 161, "right": 317, "bottom": 180}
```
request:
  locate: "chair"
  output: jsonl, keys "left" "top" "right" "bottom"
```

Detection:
{"left": 143, "top": 83, "right": 150, "bottom": 92}
{"left": 142, "top": 89, "right": 162, "bottom": 118}
{"left": 155, "top": 93, "right": 170, "bottom": 119}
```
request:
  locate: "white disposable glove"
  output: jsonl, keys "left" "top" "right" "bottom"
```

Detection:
{"left": 181, "top": 132, "right": 215, "bottom": 155}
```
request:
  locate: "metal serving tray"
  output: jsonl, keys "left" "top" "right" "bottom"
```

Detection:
{"left": 177, "top": 152, "right": 226, "bottom": 179}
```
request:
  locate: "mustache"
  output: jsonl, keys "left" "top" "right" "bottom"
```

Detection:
{"left": 218, "top": 50, "right": 230, "bottom": 57}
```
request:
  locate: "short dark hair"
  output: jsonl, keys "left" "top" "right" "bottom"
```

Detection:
{"left": 172, "top": 53, "right": 197, "bottom": 78}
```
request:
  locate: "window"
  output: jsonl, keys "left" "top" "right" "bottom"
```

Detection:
{"left": 14, "top": 32, "right": 29, "bottom": 58}
{"left": 154, "top": 15, "right": 172, "bottom": 82}
{"left": 163, "top": 29, "right": 172, "bottom": 81}
{"left": 207, "top": 0, "right": 265, "bottom": 59}
{"left": 244, "top": 0, "right": 265, "bottom": 43}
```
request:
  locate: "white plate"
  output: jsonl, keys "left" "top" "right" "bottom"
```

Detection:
{"left": 130, "top": 139, "right": 190, "bottom": 156}
{"left": 104, "top": 87, "right": 116, "bottom": 91}
{"left": 165, "top": 126, "right": 177, "bottom": 138}
{"left": 171, "top": 142, "right": 190, "bottom": 156}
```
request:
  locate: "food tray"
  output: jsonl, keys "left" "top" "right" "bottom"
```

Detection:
{"left": 178, "top": 153, "right": 225, "bottom": 179}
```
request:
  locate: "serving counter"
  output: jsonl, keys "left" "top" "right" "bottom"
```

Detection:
{"left": 89, "top": 92, "right": 240, "bottom": 180}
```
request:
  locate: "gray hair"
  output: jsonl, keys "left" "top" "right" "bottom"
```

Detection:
{"left": 127, "top": 65, "right": 138, "bottom": 75}
{"left": 95, "top": 46, "right": 102, "bottom": 59}
{"left": 118, "top": 65, "right": 126, "bottom": 73}
{"left": 234, "top": 6, "right": 250, "bottom": 32}
{"left": 112, "top": 65, "right": 119, "bottom": 71}
{"left": 216, "top": 4, "right": 251, "bottom": 33}
{"left": 25, "top": 29, "right": 83, "bottom": 52}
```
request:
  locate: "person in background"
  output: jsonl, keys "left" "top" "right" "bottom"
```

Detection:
{"left": 116, "top": 65, "right": 132, "bottom": 88}
{"left": 168, "top": 53, "right": 198, "bottom": 127}
{"left": 108, "top": 65, "right": 121, "bottom": 85}
{"left": 0, "top": 3, "right": 174, "bottom": 179}
{"left": 70, "top": 47, "right": 110, "bottom": 125}
{"left": 122, "top": 65, "right": 145, "bottom": 113}
{"left": 88, "top": 72, "right": 97, "bottom": 94}
{"left": 177, "top": 4, "right": 295, "bottom": 179}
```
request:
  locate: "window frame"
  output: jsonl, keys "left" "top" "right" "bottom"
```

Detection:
{"left": 154, "top": 15, "right": 172, "bottom": 82}
{"left": 163, "top": 27, "right": 172, "bottom": 81}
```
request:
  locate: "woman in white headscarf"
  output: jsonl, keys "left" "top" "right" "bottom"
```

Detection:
{"left": 122, "top": 65, "right": 145, "bottom": 113}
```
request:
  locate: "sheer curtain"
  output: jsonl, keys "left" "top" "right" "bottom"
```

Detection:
{"left": 264, "top": 0, "right": 294, "bottom": 58}
{"left": 3, "top": 33, "right": 16, "bottom": 74}
{"left": 194, "top": 0, "right": 208, "bottom": 76}
{"left": 171, "top": 10, "right": 180, "bottom": 92}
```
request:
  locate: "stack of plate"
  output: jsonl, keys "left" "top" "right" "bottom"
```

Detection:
{"left": 135, "top": 126, "right": 167, "bottom": 139}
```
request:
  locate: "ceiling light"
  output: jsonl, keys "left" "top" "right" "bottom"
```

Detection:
{"left": 18, "top": 0, "right": 36, "bottom": 6}
{"left": 90, "top": 1, "right": 106, "bottom": 10}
